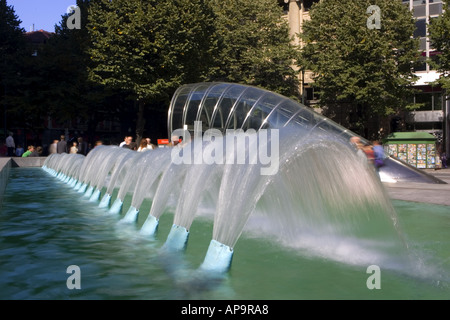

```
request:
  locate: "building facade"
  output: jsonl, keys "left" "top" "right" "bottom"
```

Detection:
{"left": 280, "top": 0, "right": 449, "bottom": 156}
{"left": 402, "top": 0, "right": 449, "bottom": 157}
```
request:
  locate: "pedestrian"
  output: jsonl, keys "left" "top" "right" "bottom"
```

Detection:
{"left": 70, "top": 141, "right": 78, "bottom": 154}
{"left": 137, "top": 139, "right": 153, "bottom": 152}
{"left": 6, "top": 132, "right": 15, "bottom": 157}
{"left": 57, "top": 135, "right": 68, "bottom": 154}
{"left": 48, "top": 139, "right": 58, "bottom": 154}
{"left": 119, "top": 136, "right": 132, "bottom": 147}
{"left": 121, "top": 136, "right": 134, "bottom": 150}
{"left": 22, "top": 145, "right": 34, "bottom": 157}
{"left": 15, "top": 145, "right": 24, "bottom": 157}
{"left": 77, "top": 137, "right": 88, "bottom": 155}
{"left": 372, "top": 140, "right": 385, "bottom": 169}
{"left": 29, "top": 146, "right": 41, "bottom": 157}
{"left": 145, "top": 137, "right": 155, "bottom": 150}
{"left": 441, "top": 152, "right": 447, "bottom": 169}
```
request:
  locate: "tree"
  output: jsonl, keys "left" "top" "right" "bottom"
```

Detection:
{"left": 87, "top": 0, "right": 218, "bottom": 143}
{"left": 428, "top": 0, "right": 450, "bottom": 92}
{"left": 211, "top": 0, "right": 301, "bottom": 99}
{"left": 46, "top": 0, "right": 125, "bottom": 144}
{"left": 0, "top": 0, "right": 26, "bottom": 137}
{"left": 4, "top": 0, "right": 122, "bottom": 145}
{"left": 301, "top": 0, "right": 420, "bottom": 137}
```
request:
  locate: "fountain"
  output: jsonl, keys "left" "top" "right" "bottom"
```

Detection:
{"left": 1, "top": 82, "right": 448, "bottom": 300}
{"left": 39, "top": 82, "right": 443, "bottom": 277}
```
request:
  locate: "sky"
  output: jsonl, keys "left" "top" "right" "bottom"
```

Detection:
{"left": 7, "top": 0, "right": 77, "bottom": 32}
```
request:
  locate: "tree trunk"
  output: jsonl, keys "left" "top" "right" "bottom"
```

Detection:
{"left": 87, "top": 113, "right": 99, "bottom": 147}
{"left": 135, "top": 100, "right": 146, "bottom": 147}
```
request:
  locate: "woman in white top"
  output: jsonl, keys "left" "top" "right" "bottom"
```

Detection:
{"left": 137, "top": 139, "right": 153, "bottom": 152}
{"left": 70, "top": 141, "right": 78, "bottom": 154}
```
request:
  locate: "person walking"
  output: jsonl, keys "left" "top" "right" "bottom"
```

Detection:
{"left": 48, "top": 139, "right": 58, "bottom": 154}
{"left": 77, "top": 137, "right": 88, "bottom": 155}
{"left": 15, "top": 145, "right": 24, "bottom": 157}
{"left": 57, "top": 135, "right": 68, "bottom": 154}
{"left": 441, "top": 152, "right": 447, "bottom": 169}
{"left": 70, "top": 141, "right": 78, "bottom": 154}
{"left": 6, "top": 132, "right": 15, "bottom": 157}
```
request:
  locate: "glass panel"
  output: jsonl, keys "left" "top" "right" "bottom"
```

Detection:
{"left": 265, "top": 99, "right": 301, "bottom": 128}
{"left": 433, "top": 93, "right": 443, "bottom": 110}
{"left": 184, "top": 84, "right": 210, "bottom": 127}
{"left": 419, "top": 37, "right": 427, "bottom": 51}
{"left": 415, "top": 92, "right": 433, "bottom": 110}
{"left": 413, "top": 5, "right": 426, "bottom": 17}
{"left": 201, "top": 83, "right": 231, "bottom": 129}
{"left": 243, "top": 94, "right": 280, "bottom": 131}
{"left": 208, "top": 84, "right": 244, "bottom": 131}
{"left": 429, "top": 3, "right": 443, "bottom": 15}
{"left": 226, "top": 87, "right": 262, "bottom": 130}
{"left": 414, "top": 19, "right": 427, "bottom": 37}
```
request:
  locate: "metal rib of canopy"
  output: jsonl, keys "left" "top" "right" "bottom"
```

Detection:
{"left": 167, "top": 82, "right": 354, "bottom": 141}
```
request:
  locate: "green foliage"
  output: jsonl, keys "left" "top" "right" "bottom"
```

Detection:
{"left": 2, "top": 0, "right": 305, "bottom": 141}
{"left": 301, "top": 0, "right": 420, "bottom": 116}
{"left": 87, "top": 0, "right": 218, "bottom": 103}
{"left": 428, "top": 0, "right": 450, "bottom": 92}
{"left": 0, "top": 0, "right": 26, "bottom": 97}
{"left": 0, "top": 0, "right": 27, "bottom": 135}
{"left": 211, "top": 0, "right": 301, "bottom": 99}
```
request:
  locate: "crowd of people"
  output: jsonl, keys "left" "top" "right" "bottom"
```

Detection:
{"left": 1, "top": 130, "right": 449, "bottom": 171}
{"left": 0, "top": 132, "right": 104, "bottom": 158}
{"left": 118, "top": 135, "right": 182, "bottom": 151}
{"left": 0, "top": 132, "right": 163, "bottom": 158}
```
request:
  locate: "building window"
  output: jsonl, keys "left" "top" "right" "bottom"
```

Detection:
{"left": 414, "top": 19, "right": 427, "bottom": 37}
{"left": 429, "top": 2, "right": 443, "bottom": 15}
{"left": 415, "top": 55, "right": 427, "bottom": 71}
{"left": 414, "top": 91, "right": 443, "bottom": 111}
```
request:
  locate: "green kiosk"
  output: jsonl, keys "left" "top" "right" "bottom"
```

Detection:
{"left": 383, "top": 132, "right": 439, "bottom": 169}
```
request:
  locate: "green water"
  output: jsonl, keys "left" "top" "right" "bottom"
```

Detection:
{"left": 0, "top": 168, "right": 448, "bottom": 300}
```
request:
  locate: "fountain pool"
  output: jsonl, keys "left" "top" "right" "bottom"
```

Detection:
{"left": 0, "top": 166, "right": 448, "bottom": 300}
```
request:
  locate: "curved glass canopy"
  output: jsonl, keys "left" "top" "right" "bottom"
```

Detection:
{"left": 167, "top": 82, "right": 445, "bottom": 184}
{"left": 168, "top": 82, "right": 355, "bottom": 142}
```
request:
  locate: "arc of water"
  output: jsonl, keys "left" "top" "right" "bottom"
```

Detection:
{"left": 120, "top": 150, "right": 174, "bottom": 223}
{"left": 86, "top": 147, "right": 134, "bottom": 202}
{"left": 99, "top": 151, "right": 139, "bottom": 209}
{"left": 140, "top": 159, "right": 189, "bottom": 237}
{"left": 108, "top": 152, "right": 150, "bottom": 215}
{"left": 163, "top": 160, "right": 224, "bottom": 252}
{"left": 73, "top": 147, "right": 104, "bottom": 192}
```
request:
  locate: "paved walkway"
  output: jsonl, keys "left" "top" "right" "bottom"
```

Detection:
{"left": 383, "top": 168, "right": 450, "bottom": 206}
